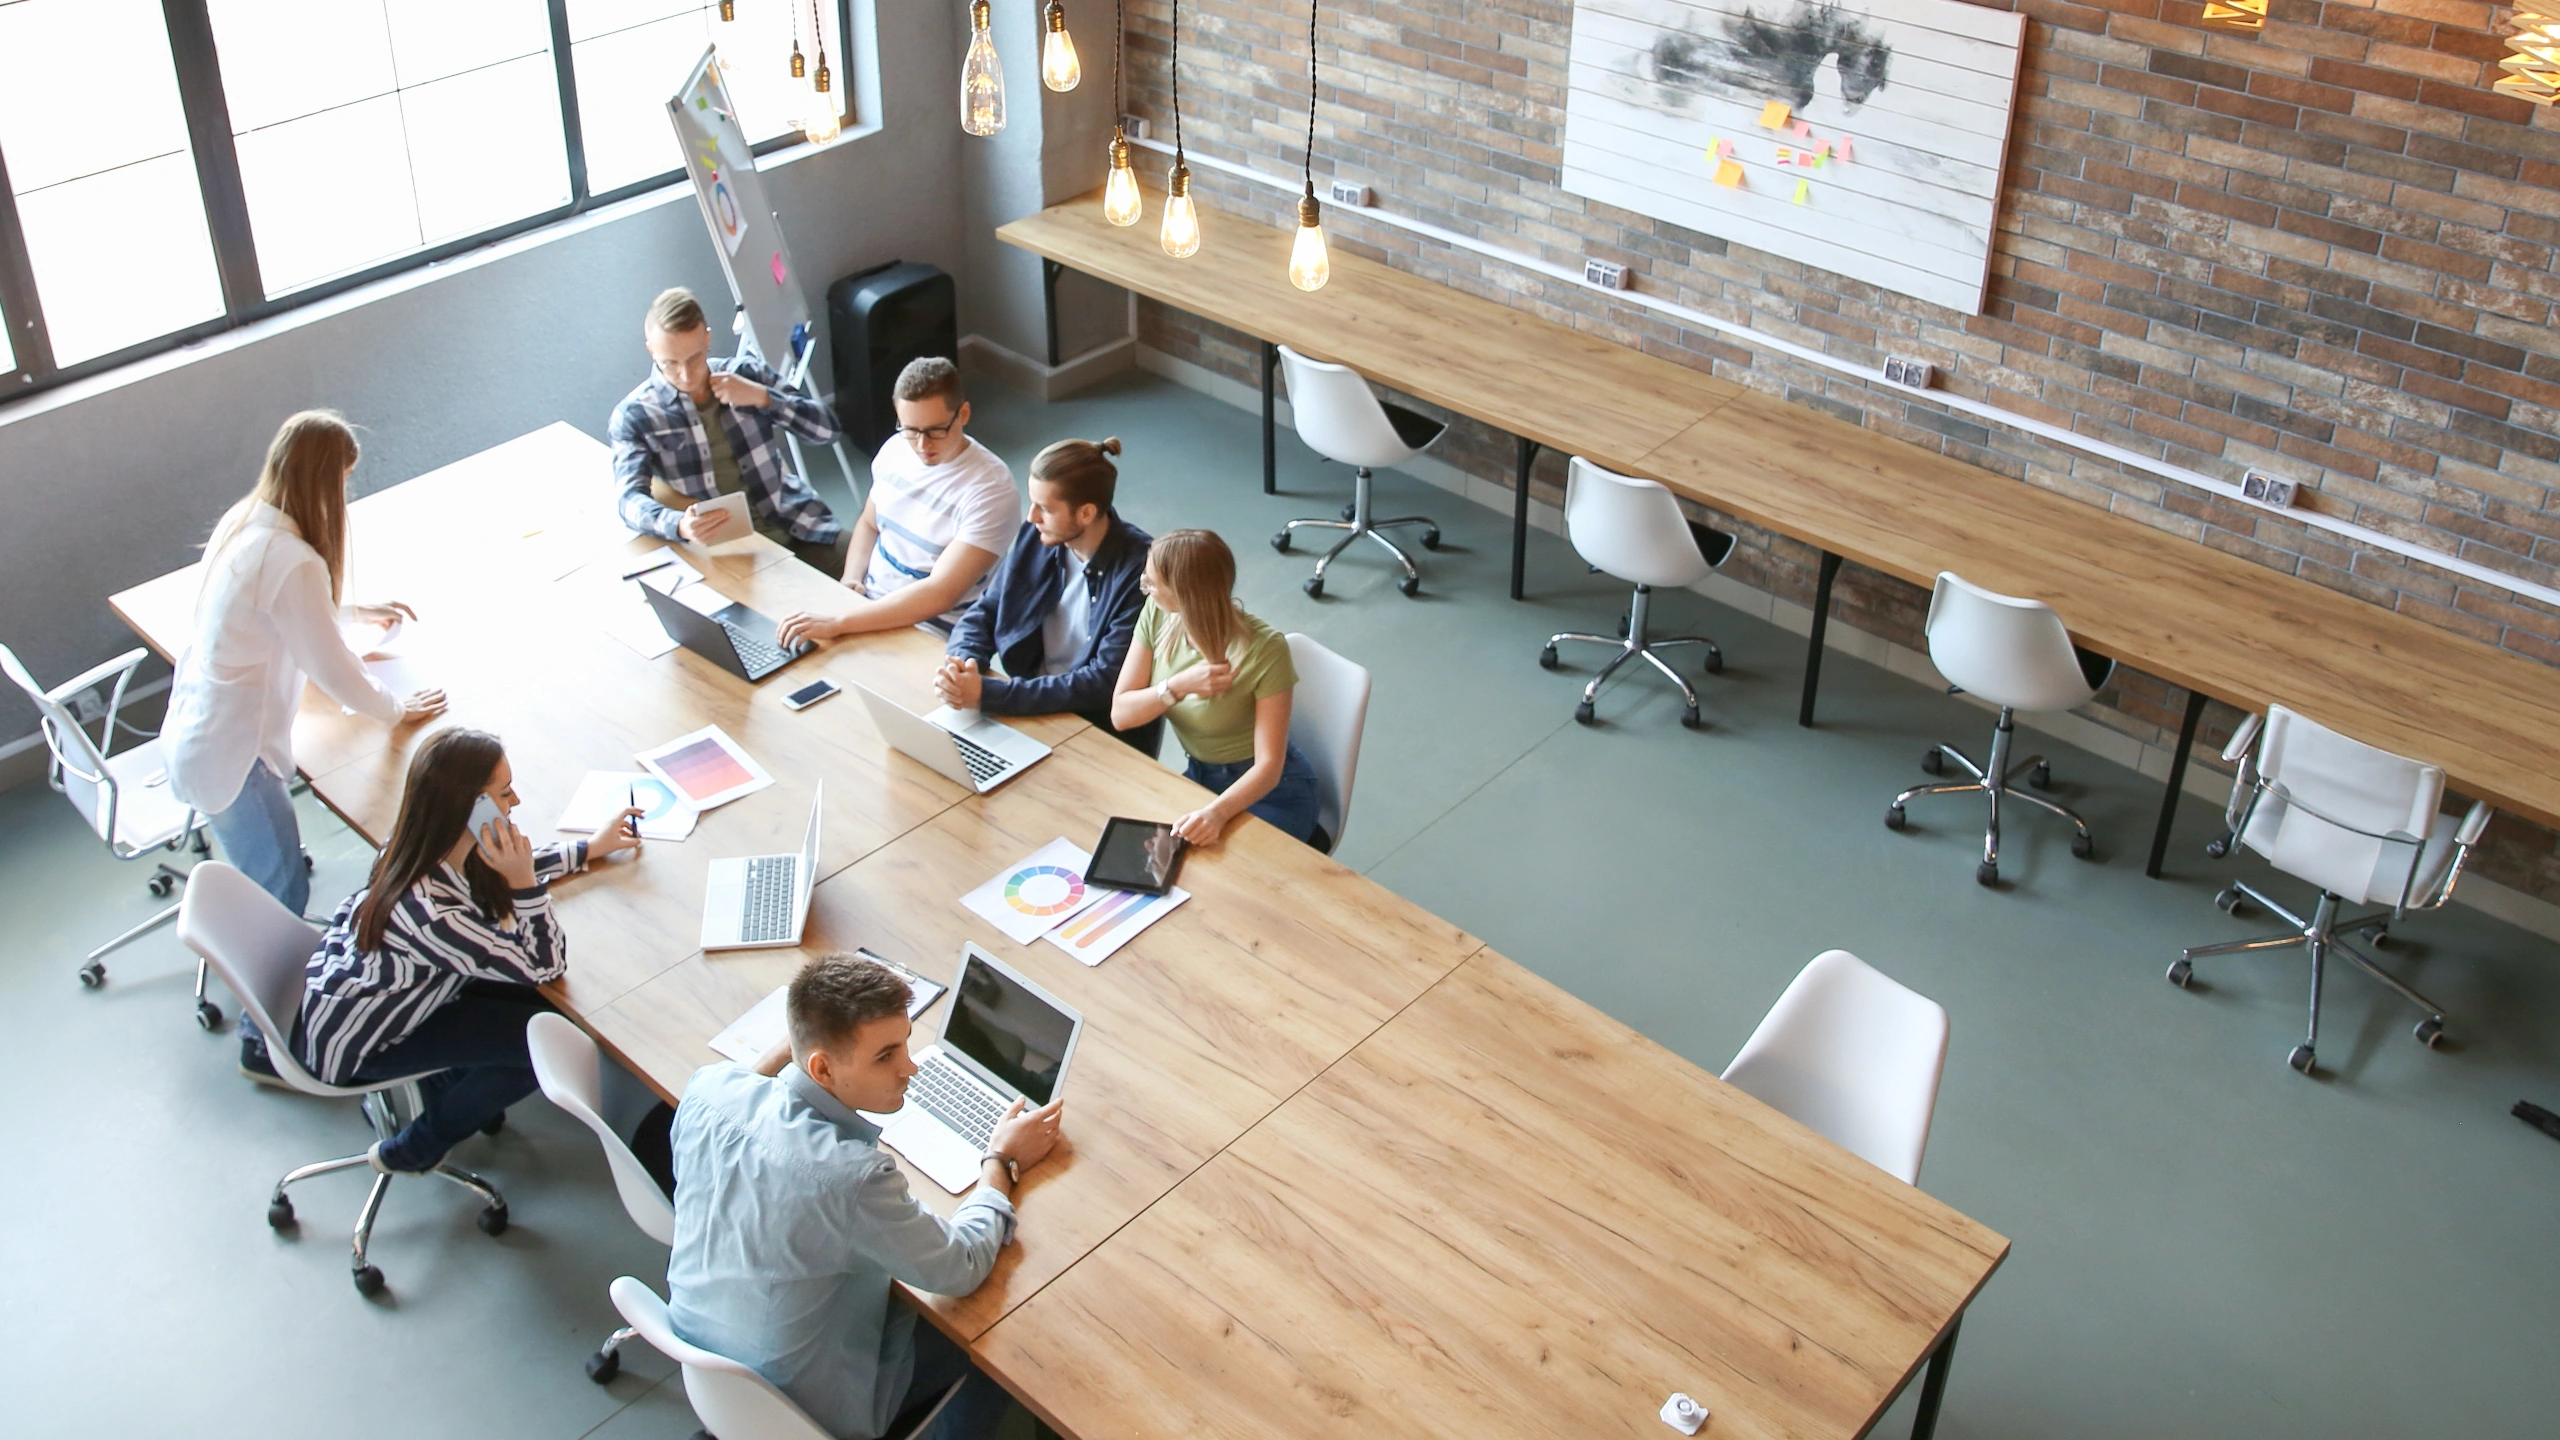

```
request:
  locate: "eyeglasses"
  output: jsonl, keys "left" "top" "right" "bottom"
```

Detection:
{"left": 896, "top": 414, "right": 962, "bottom": 442}
{"left": 652, "top": 352, "right": 711, "bottom": 378}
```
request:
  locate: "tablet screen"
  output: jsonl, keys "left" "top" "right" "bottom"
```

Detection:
{"left": 1087, "top": 816, "right": 1184, "bottom": 894}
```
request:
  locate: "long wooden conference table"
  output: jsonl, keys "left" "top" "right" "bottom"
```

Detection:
{"left": 112, "top": 424, "right": 2007, "bottom": 1440}
{"left": 1000, "top": 191, "right": 2560, "bottom": 877}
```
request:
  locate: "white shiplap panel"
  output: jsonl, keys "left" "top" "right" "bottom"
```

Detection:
{"left": 1584, "top": 0, "right": 2023, "bottom": 77}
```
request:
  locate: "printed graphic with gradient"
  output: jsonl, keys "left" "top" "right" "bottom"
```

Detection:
{"left": 1004, "top": 864, "right": 1087, "bottom": 917}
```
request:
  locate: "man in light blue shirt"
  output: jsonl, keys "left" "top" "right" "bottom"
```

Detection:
{"left": 668, "top": 954, "right": 1064, "bottom": 1439}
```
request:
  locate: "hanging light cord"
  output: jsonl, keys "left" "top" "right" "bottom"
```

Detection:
{"left": 1170, "top": 0, "right": 1184, "bottom": 159}
{"left": 1114, "top": 0, "right": 1124, "bottom": 119}
{"left": 1304, "top": 0, "right": 1317, "bottom": 189}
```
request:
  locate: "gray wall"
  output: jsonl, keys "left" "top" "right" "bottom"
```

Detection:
{"left": 0, "top": 0, "right": 981, "bottom": 753}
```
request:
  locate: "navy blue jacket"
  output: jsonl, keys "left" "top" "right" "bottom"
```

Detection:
{"left": 946, "top": 511, "right": 1153, "bottom": 727}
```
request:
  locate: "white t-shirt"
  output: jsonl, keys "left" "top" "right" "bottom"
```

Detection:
{"left": 1038, "top": 544, "right": 1092, "bottom": 676}
{"left": 862, "top": 434, "right": 1018, "bottom": 628}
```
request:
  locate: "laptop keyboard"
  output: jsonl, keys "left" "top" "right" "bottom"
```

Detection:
{"left": 739, "top": 856, "right": 799, "bottom": 942}
{"left": 725, "top": 621, "right": 795, "bottom": 675}
{"left": 952, "top": 730, "right": 1009, "bottom": 785}
{"left": 911, "top": 1052, "right": 1005, "bottom": 1150}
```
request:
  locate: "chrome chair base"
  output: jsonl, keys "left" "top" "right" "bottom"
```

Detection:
{"left": 1886, "top": 707, "right": 2095, "bottom": 886}
{"left": 264, "top": 1083, "right": 511, "bottom": 1297}
{"left": 1542, "top": 583, "right": 1720, "bottom": 728}
{"left": 2170, "top": 884, "right": 2448, "bottom": 1076}
{"left": 1273, "top": 466, "right": 1438, "bottom": 598}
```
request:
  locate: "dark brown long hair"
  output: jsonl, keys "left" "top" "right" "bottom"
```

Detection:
{"left": 352, "top": 728, "right": 513, "bottom": 953}
{"left": 206, "top": 411, "right": 359, "bottom": 602}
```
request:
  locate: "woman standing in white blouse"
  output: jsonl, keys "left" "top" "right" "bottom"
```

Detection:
{"left": 164, "top": 411, "right": 446, "bottom": 924}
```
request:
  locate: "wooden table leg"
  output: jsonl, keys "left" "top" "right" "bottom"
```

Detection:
{"left": 1262, "top": 340, "right": 1278, "bottom": 496}
{"left": 1511, "top": 436, "right": 1540, "bottom": 601}
{"left": 1908, "top": 1314, "right": 1962, "bottom": 1440}
{"left": 2146, "top": 688, "right": 2211, "bottom": 879}
{"left": 1798, "top": 550, "right": 1843, "bottom": 728}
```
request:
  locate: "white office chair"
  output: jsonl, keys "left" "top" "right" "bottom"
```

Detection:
{"left": 1284, "top": 633, "right": 1371, "bottom": 856}
{"left": 1537, "top": 457, "right": 1735, "bottom": 730}
{"left": 3, "top": 642, "right": 219, "bottom": 1024}
{"left": 610, "top": 1277, "right": 965, "bottom": 1440}
{"left": 2172, "top": 706, "right": 2489, "bottom": 1075}
{"left": 1722, "top": 950, "right": 1949, "bottom": 1186}
{"left": 1885, "top": 572, "right": 2114, "bottom": 886}
{"left": 1269, "top": 345, "right": 1447, "bottom": 598}
{"left": 528, "top": 1013, "right": 678, "bottom": 1383}
{"left": 176, "top": 861, "right": 509, "bottom": 1297}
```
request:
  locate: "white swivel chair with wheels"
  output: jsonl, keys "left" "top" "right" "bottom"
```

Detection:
{"left": 1885, "top": 572, "right": 2114, "bottom": 886}
{"left": 1537, "top": 457, "right": 1735, "bottom": 730}
{"left": 1723, "top": 949, "right": 1949, "bottom": 1186}
{"left": 1269, "top": 345, "right": 1447, "bottom": 598}
{"left": 1284, "top": 633, "right": 1371, "bottom": 856}
{"left": 4, "top": 643, "right": 218, "bottom": 1023}
{"left": 610, "top": 1276, "right": 964, "bottom": 1440}
{"left": 2171, "top": 705, "right": 2489, "bottom": 1076}
{"left": 528, "top": 1012, "right": 677, "bottom": 1383}
{"left": 176, "top": 861, "right": 509, "bottom": 1297}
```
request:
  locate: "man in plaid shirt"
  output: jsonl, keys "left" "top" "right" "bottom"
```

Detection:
{"left": 608, "top": 287, "right": 851, "bottom": 577}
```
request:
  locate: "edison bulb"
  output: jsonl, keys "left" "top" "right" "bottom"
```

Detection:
{"left": 1290, "top": 188, "right": 1330, "bottom": 291}
{"left": 1041, "top": 2, "right": 1082, "bottom": 91}
{"left": 1103, "top": 133, "right": 1143, "bottom": 226}
{"left": 961, "top": 0, "right": 1005, "bottom": 136}
{"left": 1161, "top": 162, "right": 1200, "bottom": 258}
{"left": 801, "top": 63, "right": 842, "bottom": 146}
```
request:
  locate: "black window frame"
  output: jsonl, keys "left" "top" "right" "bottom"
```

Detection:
{"left": 0, "top": 0, "right": 855, "bottom": 407}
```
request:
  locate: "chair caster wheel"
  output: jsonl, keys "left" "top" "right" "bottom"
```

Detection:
{"left": 1397, "top": 575, "right": 1421, "bottom": 597}
{"left": 1340, "top": 503, "right": 1357, "bottom": 521}
{"left": 149, "top": 873, "right": 176, "bottom": 898}
{"left": 2360, "top": 923, "right": 2389, "bottom": 949}
{"left": 1680, "top": 706, "right": 1702, "bottom": 730}
{"left": 2214, "top": 886, "right": 2249, "bottom": 916}
{"left": 1420, "top": 528, "right": 1441, "bottom": 550}
{"left": 2415, "top": 1017, "right": 2445, "bottom": 1050}
{"left": 1538, "top": 645, "right": 1559, "bottom": 670}
{"left": 193, "top": 830, "right": 212, "bottom": 854}
{"left": 586, "top": 1347, "right": 622, "bottom": 1384}
{"left": 267, "top": 1195, "right": 295, "bottom": 1230}
{"left": 477, "top": 1203, "right": 510, "bottom": 1236}
{"left": 2071, "top": 832, "right": 2095, "bottom": 860}
{"left": 1271, "top": 531, "right": 1291, "bottom": 553}
{"left": 78, "top": 962, "right": 105, "bottom": 990}
{"left": 197, "top": 999, "right": 224, "bottom": 1031}
{"left": 2028, "top": 762, "right": 2053, "bottom": 791}
{"left": 2167, "top": 958, "right": 2194, "bottom": 989}
{"left": 480, "top": 1110, "right": 506, "bottom": 1136}
{"left": 1616, "top": 613, "right": 1630, "bottom": 639}
{"left": 303, "top": 852, "right": 315, "bottom": 873}
{"left": 1574, "top": 699, "right": 1596, "bottom": 726}
{"left": 1302, "top": 576, "right": 1325, "bottom": 598}
{"left": 2287, "top": 1045, "right": 2315, "bottom": 1075}
{"left": 1920, "top": 749, "right": 1946, "bottom": 776}
{"left": 352, "top": 1264, "right": 385, "bottom": 1297}
{"left": 2204, "top": 835, "right": 2231, "bottom": 859}
{"left": 1976, "top": 861, "right": 1999, "bottom": 887}
{"left": 1884, "top": 805, "right": 1906, "bottom": 831}
{"left": 1703, "top": 649, "right": 1723, "bottom": 675}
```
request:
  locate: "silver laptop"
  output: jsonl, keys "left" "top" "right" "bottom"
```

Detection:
{"left": 700, "top": 783, "right": 821, "bottom": 950}
{"left": 854, "top": 683, "right": 1050, "bottom": 793}
{"left": 864, "top": 943, "right": 1084, "bottom": 1193}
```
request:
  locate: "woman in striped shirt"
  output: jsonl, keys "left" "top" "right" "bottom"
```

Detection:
{"left": 296, "top": 728, "right": 641, "bottom": 1174}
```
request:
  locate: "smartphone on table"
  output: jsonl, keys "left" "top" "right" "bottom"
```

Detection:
{"left": 784, "top": 678, "right": 841, "bottom": 711}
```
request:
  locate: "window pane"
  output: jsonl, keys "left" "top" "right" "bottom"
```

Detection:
{"left": 234, "top": 97, "right": 421, "bottom": 295}
{"left": 566, "top": 1, "right": 701, "bottom": 43}
{"left": 569, "top": 3, "right": 847, "bottom": 194}
{"left": 385, "top": 0, "right": 556, "bottom": 86}
{"left": 0, "top": 298, "right": 18, "bottom": 374}
{"left": 0, "top": 0, "right": 196, "bottom": 190}
{"left": 403, "top": 56, "right": 574, "bottom": 245}
{"left": 721, "top": 1, "right": 846, "bottom": 144}
{"left": 205, "top": 0, "right": 398, "bottom": 135}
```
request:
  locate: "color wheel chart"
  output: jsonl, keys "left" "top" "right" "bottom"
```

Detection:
{"left": 1005, "top": 864, "right": 1087, "bottom": 917}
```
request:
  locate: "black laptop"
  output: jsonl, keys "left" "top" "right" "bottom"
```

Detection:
{"left": 641, "top": 581, "right": 812, "bottom": 682}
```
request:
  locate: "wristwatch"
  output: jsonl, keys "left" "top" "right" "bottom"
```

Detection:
{"left": 981, "top": 1150, "right": 1019, "bottom": 1183}
{"left": 1156, "top": 680, "right": 1178, "bottom": 708}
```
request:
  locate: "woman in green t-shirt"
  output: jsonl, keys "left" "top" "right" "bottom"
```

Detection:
{"left": 1109, "top": 529, "right": 1321, "bottom": 845}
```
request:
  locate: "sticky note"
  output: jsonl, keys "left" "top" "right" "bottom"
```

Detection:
{"left": 1714, "top": 159, "right": 1745, "bottom": 188}
{"left": 1790, "top": 118, "right": 1813, "bottom": 138}
{"left": 1793, "top": 178, "right": 1809, "bottom": 204}
{"left": 1758, "top": 100, "right": 1790, "bottom": 129}
{"left": 1837, "top": 135, "right": 1854, "bottom": 161}
{"left": 1776, "top": 145, "right": 1795, "bottom": 164}
{"left": 770, "top": 250, "right": 787, "bottom": 286}
{"left": 1802, "top": 151, "right": 1821, "bottom": 167}
{"left": 1716, "top": 137, "right": 1734, "bottom": 158}
{"left": 1812, "top": 140, "right": 1831, "bottom": 157}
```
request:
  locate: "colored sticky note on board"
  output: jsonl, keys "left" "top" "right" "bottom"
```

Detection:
{"left": 770, "top": 250, "right": 787, "bottom": 286}
{"left": 1790, "top": 118, "right": 1813, "bottom": 138}
{"left": 1714, "top": 159, "right": 1744, "bottom": 188}
{"left": 1758, "top": 100, "right": 1790, "bottom": 129}
{"left": 1776, "top": 145, "right": 1795, "bottom": 164}
{"left": 1793, "top": 178, "right": 1810, "bottom": 204}
{"left": 1716, "top": 137, "right": 1734, "bottom": 158}
{"left": 1812, "top": 140, "right": 1831, "bottom": 158}
{"left": 1837, "top": 135, "right": 1854, "bottom": 161}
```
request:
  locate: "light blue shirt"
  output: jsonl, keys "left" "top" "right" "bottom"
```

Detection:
{"left": 667, "top": 1062, "right": 1015, "bottom": 1440}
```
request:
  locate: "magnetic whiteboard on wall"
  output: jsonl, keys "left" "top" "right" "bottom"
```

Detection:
{"left": 669, "top": 49, "right": 812, "bottom": 369}
{"left": 1562, "top": 0, "right": 2024, "bottom": 315}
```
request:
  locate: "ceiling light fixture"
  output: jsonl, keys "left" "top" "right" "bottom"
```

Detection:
{"left": 1103, "top": 0, "right": 1141, "bottom": 225}
{"left": 800, "top": 0, "right": 841, "bottom": 144}
{"left": 2198, "top": 0, "right": 2267, "bottom": 30}
{"left": 1288, "top": 0, "right": 1329, "bottom": 291}
{"left": 1042, "top": 0, "right": 1082, "bottom": 91}
{"left": 2498, "top": 6, "right": 2560, "bottom": 104}
{"left": 961, "top": 0, "right": 1006, "bottom": 135}
{"left": 1161, "top": 0, "right": 1199, "bottom": 256}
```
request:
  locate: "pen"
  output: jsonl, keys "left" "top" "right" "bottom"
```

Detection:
{"left": 621, "top": 555, "right": 678, "bottom": 582}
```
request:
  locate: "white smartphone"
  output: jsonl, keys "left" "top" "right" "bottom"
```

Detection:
{"left": 466, "top": 793, "right": 505, "bottom": 845}
{"left": 784, "top": 678, "right": 841, "bottom": 711}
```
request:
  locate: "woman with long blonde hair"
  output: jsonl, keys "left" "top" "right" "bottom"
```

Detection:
{"left": 1109, "top": 529, "right": 1320, "bottom": 845}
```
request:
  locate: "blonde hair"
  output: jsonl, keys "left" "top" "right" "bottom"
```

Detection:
{"left": 646, "top": 286, "right": 706, "bottom": 335}
{"left": 1149, "top": 529, "right": 1242, "bottom": 665}
{"left": 1028, "top": 435, "right": 1121, "bottom": 513}
{"left": 206, "top": 411, "right": 359, "bottom": 602}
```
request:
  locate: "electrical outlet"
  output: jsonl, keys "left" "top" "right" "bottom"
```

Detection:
{"left": 1327, "top": 179, "right": 1372, "bottom": 208}
{"left": 1883, "top": 355, "right": 1935, "bottom": 389}
{"left": 66, "top": 687, "right": 106, "bottom": 723}
{"left": 2241, "top": 470, "right": 2299, "bottom": 508}
{"left": 1583, "top": 258, "right": 1629, "bottom": 290}
{"left": 1119, "top": 114, "right": 1151, "bottom": 141}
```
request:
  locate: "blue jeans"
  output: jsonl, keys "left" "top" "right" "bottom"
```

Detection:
{"left": 206, "top": 759, "right": 307, "bottom": 916}
{"left": 331, "top": 982, "right": 550, "bottom": 1172}
{"left": 893, "top": 1320, "right": 1014, "bottom": 1440}
{"left": 1184, "top": 742, "right": 1321, "bottom": 844}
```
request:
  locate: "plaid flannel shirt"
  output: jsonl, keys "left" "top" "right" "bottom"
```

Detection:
{"left": 608, "top": 355, "right": 845, "bottom": 544}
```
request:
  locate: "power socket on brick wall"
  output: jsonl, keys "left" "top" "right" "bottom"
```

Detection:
{"left": 1119, "top": 114, "right": 1151, "bottom": 140}
{"left": 1327, "top": 179, "right": 1372, "bottom": 207}
{"left": 1584, "top": 258, "right": 1629, "bottom": 290}
{"left": 1883, "top": 355, "right": 1935, "bottom": 389}
{"left": 2241, "top": 470, "right": 2299, "bottom": 508}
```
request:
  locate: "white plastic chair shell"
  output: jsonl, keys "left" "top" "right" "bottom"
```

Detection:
{"left": 1722, "top": 950, "right": 1950, "bottom": 1186}
{"left": 2, "top": 642, "right": 194, "bottom": 853}
{"left": 1923, "top": 572, "right": 2108, "bottom": 715}
{"left": 528, "top": 1013, "right": 677, "bottom": 1247}
{"left": 2240, "top": 705, "right": 2464, "bottom": 906}
{"left": 610, "top": 1276, "right": 840, "bottom": 1440}
{"left": 1278, "top": 346, "right": 1430, "bottom": 468}
{"left": 1285, "top": 634, "right": 1372, "bottom": 853}
{"left": 1564, "top": 457, "right": 1715, "bottom": 590}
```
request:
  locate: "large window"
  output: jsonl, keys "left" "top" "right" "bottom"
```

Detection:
{"left": 0, "top": 0, "right": 850, "bottom": 400}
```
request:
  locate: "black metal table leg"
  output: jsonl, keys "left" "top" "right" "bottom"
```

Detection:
{"left": 1261, "top": 340, "right": 1278, "bottom": 495}
{"left": 2147, "top": 687, "right": 2211, "bottom": 878}
{"left": 1798, "top": 550, "right": 1844, "bottom": 728}
{"left": 1909, "top": 1315, "right": 1962, "bottom": 1440}
{"left": 1510, "top": 436, "right": 1540, "bottom": 601}
{"left": 1041, "top": 259, "right": 1062, "bottom": 369}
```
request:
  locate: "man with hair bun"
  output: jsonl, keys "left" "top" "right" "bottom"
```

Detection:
{"left": 668, "top": 951, "right": 1061, "bottom": 1440}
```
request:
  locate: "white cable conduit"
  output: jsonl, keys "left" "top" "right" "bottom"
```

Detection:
{"left": 1129, "top": 135, "right": 2560, "bottom": 612}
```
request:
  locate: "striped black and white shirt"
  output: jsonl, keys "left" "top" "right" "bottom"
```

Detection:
{"left": 296, "top": 842, "right": 588, "bottom": 1086}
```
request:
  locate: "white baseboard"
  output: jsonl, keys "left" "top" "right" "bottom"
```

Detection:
{"left": 961, "top": 332, "right": 1137, "bottom": 402}
{"left": 1133, "top": 342, "right": 2560, "bottom": 945}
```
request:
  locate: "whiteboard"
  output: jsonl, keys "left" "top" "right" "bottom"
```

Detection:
{"left": 1562, "top": 0, "right": 2024, "bottom": 315}
{"left": 668, "top": 48, "right": 812, "bottom": 373}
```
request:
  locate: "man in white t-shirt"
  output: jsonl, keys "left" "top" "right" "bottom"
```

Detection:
{"left": 777, "top": 359, "right": 1016, "bottom": 645}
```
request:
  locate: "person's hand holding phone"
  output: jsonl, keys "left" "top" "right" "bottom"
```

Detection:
{"left": 473, "top": 803, "right": 539, "bottom": 889}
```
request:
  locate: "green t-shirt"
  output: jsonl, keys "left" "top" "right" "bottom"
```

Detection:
{"left": 1133, "top": 600, "right": 1295, "bottom": 765}
{"left": 697, "top": 399, "right": 793, "bottom": 548}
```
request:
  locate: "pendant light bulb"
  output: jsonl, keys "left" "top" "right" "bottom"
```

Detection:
{"left": 1161, "top": 161, "right": 1200, "bottom": 258}
{"left": 961, "top": 0, "right": 1006, "bottom": 136}
{"left": 801, "top": 58, "right": 842, "bottom": 145}
{"left": 1041, "top": 1, "right": 1082, "bottom": 91}
{"left": 790, "top": 40, "right": 805, "bottom": 79}
{"left": 1290, "top": 186, "right": 1330, "bottom": 291}
{"left": 718, "top": 0, "right": 734, "bottom": 19}
{"left": 1103, "top": 131, "right": 1143, "bottom": 226}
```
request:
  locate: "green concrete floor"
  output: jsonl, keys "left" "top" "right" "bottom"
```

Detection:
{"left": 5, "top": 368, "right": 2556, "bottom": 1438}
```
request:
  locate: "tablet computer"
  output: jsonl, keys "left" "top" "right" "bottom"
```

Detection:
{"left": 1087, "top": 816, "right": 1185, "bottom": 895}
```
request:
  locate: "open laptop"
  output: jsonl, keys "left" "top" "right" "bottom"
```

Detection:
{"left": 643, "top": 580, "right": 812, "bottom": 683}
{"left": 701, "top": 783, "right": 821, "bottom": 950}
{"left": 854, "top": 682, "right": 1051, "bottom": 793}
{"left": 866, "top": 943, "right": 1084, "bottom": 1192}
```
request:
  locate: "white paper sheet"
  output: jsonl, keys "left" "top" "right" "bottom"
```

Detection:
{"left": 554, "top": 770, "right": 696, "bottom": 841}
{"left": 959, "top": 838, "right": 1109, "bottom": 945}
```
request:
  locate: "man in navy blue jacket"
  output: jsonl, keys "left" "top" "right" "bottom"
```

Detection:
{"left": 935, "top": 438, "right": 1161, "bottom": 756}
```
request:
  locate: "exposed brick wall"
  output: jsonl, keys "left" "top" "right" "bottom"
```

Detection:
{"left": 1117, "top": 0, "right": 2560, "bottom": 904}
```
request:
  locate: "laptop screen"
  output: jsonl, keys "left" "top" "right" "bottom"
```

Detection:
{"left": 795, "top": 781, "right": 823, "bottom": 908}
{"left": 942, "top": 953, "right": 1075, "bottom": 1104}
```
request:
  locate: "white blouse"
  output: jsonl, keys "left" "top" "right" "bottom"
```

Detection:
{"left": 162, "top": 502, "right": 400, "bottom": 814}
